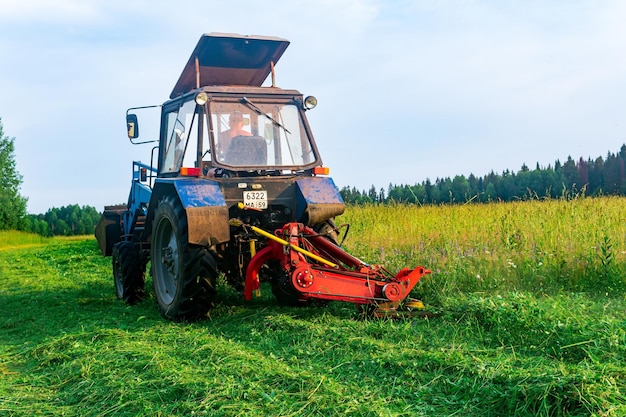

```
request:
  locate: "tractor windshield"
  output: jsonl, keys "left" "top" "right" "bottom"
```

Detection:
{"left": 208, "top": 99, "right": 318, "bottom": 170}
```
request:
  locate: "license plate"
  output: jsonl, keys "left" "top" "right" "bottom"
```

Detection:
{"left": 243, "top": 190, "right": 268, "bottom": 209}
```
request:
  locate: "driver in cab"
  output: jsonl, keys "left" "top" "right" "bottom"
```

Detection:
{"left": 217, "top": 111, "right": 251, "bottom": 157}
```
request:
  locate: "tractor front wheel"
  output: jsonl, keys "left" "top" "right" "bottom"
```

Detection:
{"left": 151, "top": 196, "right": 217, "bottom": 321}
{"left": 112, "top": 241, "right": 145, "bottom": 305}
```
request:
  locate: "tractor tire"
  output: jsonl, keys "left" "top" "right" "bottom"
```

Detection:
{"left": 313, "top": 219, "right": 339, "bottom": 245}
{"left": 268, "top": 221, "right": 339, "bottom": 307}
{"left": 112, "top": 241, "right": 145, "bottom": 305}
{"left": 268, "top": 261, "right": 307, "bottom": 306}
{"left": 151, "top": 196, "right": 217, "bottom": 321}
{"left": 269, "top": 263, "right": 328, "bottom": 308}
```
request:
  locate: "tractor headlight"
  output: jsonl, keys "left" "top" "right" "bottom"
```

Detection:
{"left": 304, "top": 95, "right": 318, "bottom": 110}
{"left": 195, "top": 92, "right": 208, "bottom": 106}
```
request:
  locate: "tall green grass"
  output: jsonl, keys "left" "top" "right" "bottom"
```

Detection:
{"left": 0, "top": 198, "right": 625, "bottom": 416}
{"left": 0, "top": 231, "right": 88, "bottom": 250}
{"left": 340, "top": 196, "right": 626, "bottom": 301}
{"left": 0, "top": 230, "right": 49, "bottom": 249}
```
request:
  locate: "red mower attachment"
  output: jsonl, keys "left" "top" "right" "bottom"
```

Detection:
{"left": 242, "top": 222, "right": 431, "bottom": 314}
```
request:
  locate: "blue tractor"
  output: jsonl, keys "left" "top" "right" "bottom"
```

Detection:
{"left": 96, "top": 33, "right": 429, "bottom": 321}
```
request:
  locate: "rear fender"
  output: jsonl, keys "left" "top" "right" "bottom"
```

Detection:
{"left": 147, "top": 178, "right": 230, "bottom": 246}
{"left": 296, "top": 177, "right": 345, "bottom": 226}
{"left": 95, "top": 205, "right": 126, "bottom": 256}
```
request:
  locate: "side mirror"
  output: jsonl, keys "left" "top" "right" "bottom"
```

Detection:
{"left": 126, "top": 114, "right": 139, "bottom": 139}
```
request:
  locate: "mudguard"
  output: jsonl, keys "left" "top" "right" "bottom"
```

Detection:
{"left": 149, "top": 178, "right": 230, "bottom": 246}
{"left": 295, "top": 177, "right": 345, "bottom": 225}
{"left": 95, "top": 205, "right": 126, "bottom": 256}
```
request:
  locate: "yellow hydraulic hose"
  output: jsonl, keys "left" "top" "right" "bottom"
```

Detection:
{"left": 249, "top": 225, "right": 337, "bottom": 268}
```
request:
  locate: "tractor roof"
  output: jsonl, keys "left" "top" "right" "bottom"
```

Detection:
{"left": 170, "top": 33, "right": 290, "bottom": 99}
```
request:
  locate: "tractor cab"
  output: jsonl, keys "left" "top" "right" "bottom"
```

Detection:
{"left": 129, "top": 33, "right": 324, "bottom": 178}
{"left": 155, "top": 87, "right": 322, "bottom": 178}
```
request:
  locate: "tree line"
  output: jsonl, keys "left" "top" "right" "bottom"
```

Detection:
{"left": 23, "top": 205, "right": 102, "bottom": 237}
{"left": 340, "top": 144, "right": 626, "bottom": 205}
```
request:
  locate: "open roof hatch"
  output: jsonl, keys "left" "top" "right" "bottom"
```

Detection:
{"left": 170, "top": 33, "right": 290, "bottom": 99}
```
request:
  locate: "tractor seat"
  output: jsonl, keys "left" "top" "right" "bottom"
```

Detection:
{"left": 225, "top": 136, "right": 267, "bottom": 166}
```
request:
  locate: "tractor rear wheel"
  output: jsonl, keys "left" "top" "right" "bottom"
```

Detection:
{"left": 112, "top": 241, "right": 145, "bottom": 305}
{"left": 151, "top": 196, "right": 217, "bottom": 321}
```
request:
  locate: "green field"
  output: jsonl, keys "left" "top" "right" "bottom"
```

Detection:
{"left": 1, "top": 198, "right": 625, "bottom": 416}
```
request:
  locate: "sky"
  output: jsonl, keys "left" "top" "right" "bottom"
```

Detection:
{"left": 1, "top": 0, "right": 626, "bottom": 214}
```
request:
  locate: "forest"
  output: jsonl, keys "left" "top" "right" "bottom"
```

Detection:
{"left": 341, "top": 145, "right": 626, "bottom": 205}
{"left": 22, "top": 205, "right": 102, "bottom": 237}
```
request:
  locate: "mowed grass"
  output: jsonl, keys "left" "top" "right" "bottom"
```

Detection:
{"left": 0, "top": 197, "right": 625, "bottom": 416}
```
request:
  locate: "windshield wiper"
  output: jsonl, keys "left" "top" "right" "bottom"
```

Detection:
{"left": 241, "top": 97, "right": 291, "bottom": 135}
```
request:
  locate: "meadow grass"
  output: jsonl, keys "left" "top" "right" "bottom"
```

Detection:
{"left": 1, "top": 198, "right": 625, "bottom": 416}
{"left": 340, "top": 196, "right": 626, "bottom": 301}
{"left": 0, "top": 230, "right": 49, "bottom": 250}
{"left": 0, "top": 231, "right": 89, "bottom": 250}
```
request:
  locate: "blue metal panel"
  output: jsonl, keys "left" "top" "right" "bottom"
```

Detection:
{"left": 129, "top": 182, "right": 152, "bottom": 208}
{"left": 157, "top": 178, "right": 227, "bottom": 208}
{"left": 122, "top": 161, "right": 157, "bottom": 237}
{"left": 295, "top": 177, "right": 344, "bottom": 220}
